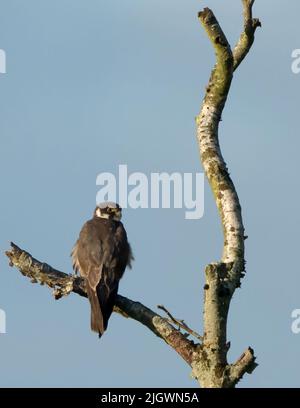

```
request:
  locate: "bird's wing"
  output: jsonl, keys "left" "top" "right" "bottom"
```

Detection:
{"left": 114, "top": 223, "right": 134, "bottom": 272}
{"left": 73, "top": 221, "right": 110, "bottom": 289}
{"left": 71, "top": 240, "right": 81, "bottom": 275}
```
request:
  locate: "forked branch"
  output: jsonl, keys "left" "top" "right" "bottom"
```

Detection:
{"left": 192, "top": 0, "right": 260, "bottom": 387}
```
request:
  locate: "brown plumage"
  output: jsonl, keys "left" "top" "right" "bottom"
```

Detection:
{"left": 71, "top": 202, "right": 133, "bottom": 336}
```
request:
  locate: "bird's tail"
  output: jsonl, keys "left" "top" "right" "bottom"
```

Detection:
{"left": 97, "top": 282, "right": 119, "bottom": 333}
{"left": 86, "top": 284, "right": 105, "bottom": 336}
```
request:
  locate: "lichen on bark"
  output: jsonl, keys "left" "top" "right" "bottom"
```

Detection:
{"left": 192, "top": 0, "right": 260, "bottom": 387}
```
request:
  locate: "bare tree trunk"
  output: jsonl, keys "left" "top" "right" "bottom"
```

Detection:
{"left": 5, "top": 1, "right": 261, "bottom": 388}
{"left": 191, "top": 1, "right": 261, "bottom": 387}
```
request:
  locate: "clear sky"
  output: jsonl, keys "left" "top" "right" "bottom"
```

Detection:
{"left": 0, "top": 0, "right": 299, "bottom": 387}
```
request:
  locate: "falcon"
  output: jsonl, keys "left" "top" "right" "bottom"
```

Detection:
{"left": 71, "top": 202, "right": 133, "bottom": 337}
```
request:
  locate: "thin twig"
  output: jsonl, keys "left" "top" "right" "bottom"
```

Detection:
{"left": 157, "top": 304, "right": 203, "bottom": 342}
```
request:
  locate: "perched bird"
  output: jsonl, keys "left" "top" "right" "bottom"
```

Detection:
{"left": 71, "top": 202, "right": 133, "bottom": 337}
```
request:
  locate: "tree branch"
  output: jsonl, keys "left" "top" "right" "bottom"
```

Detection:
{"left": 193, "top": 1, "right": 259, "bottom": 387}
{"left": 228, "top": 347, "right": 258, "bottom": 387}
{"left": 157, "top": 304, "right": 203, "bottom": 342}
{"left": 233, "top": 0, "right": 261, "bottom": 71}
{"left": 5, "top": 242, "right": 197, "bottom": 366}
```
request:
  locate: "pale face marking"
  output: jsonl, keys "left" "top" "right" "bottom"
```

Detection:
{"left": 95, "top": 207, "right": 122, "bottom": 221}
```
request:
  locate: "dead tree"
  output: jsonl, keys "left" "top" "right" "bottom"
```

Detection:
{"left": 5, "top": 1, "right": 260, "bottom": 388}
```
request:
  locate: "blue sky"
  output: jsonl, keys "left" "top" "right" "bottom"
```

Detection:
{"left": 0, "top": 0, "right": 300, "bottom": 387}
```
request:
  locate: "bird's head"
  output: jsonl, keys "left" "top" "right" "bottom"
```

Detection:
{"left": 94, "top": 202, "right": 122, "bottom": 221}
